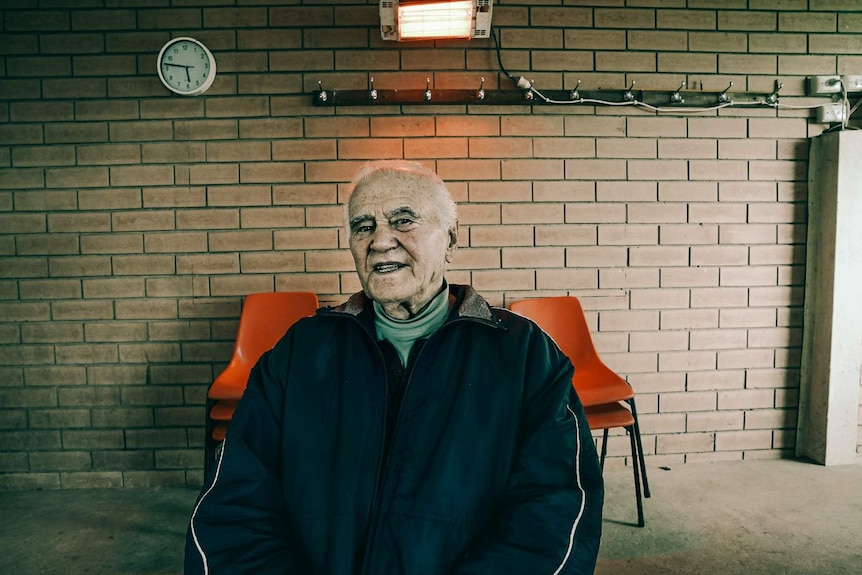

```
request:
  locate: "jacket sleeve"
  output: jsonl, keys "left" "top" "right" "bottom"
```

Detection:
{"left": 448, "top": 335, "right": 604, "bottom": 575}
{"left": 184, "top": 342, "right": 314, "bottom": 575}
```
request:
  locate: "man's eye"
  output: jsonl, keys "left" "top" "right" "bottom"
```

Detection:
{"left": 353, "top": 224, "right": 374, "bottom": 235}
{"left": 392, "top": 218, "right": 414, "bottom": 229}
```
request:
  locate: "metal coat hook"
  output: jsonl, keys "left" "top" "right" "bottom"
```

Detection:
{"left": 624, "top": 80, "right": 637, "bottom": 101}
{"left": 570, "top": 79, "right": 581, "bottom": 101}
{"left": 368, "top": 77, "right": 378, "bottom": 101}
{"left": 718, "top": 81, "right": 734, "bottom": 103}
{"left": 316, "top": 81, "right": 328, "bottom": 103}
{"left": 670, "top": 81, "right": 686, "bottom": 104}
{"left": 766, "top": 80, "right": 783, "bottom": 105}
{"left": 424, "top": 78, "right": 432, "bottom": 101}
{"left": 477, "top": 77, "right": 485, "bottom": 101}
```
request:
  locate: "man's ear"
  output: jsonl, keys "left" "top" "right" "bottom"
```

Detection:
{"left": 445, "top": 221, "right": 459, "bottom": 262}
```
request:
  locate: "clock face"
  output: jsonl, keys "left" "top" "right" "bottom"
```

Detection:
{"left": 157, "top": 37, "right": 216, "bottom": 96}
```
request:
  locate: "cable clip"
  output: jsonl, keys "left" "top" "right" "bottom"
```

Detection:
{"left": 477, "top": 77, "right": 485, "bottom": 101}
{"left": 424, "top": 78, "right": 432, "bottom": 102}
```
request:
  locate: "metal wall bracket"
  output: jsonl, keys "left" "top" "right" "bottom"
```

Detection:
{"left": 311, "top": 85, "right": 778, "bottom": 108}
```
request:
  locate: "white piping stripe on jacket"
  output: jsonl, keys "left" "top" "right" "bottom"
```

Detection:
{"left": 551, "top": 405, "right": 589, "bottom": 575}
{"left": 189, "top": 440, "right": 228, "bottom": 575}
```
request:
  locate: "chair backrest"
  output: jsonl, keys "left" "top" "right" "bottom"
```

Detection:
{"left": 231, "top": 291, "right": 319, "bottom": 369}
{"left": 509, "top": 296, "right": 599, "bottom": 368}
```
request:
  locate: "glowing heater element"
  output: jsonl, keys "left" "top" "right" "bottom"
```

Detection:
{"left": 381, "top": 0, "right": 493, "bottom": 41}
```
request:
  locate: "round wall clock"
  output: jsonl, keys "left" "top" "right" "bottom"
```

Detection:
{"left": 157, "top": 37, "right": 216, "bottom": 96}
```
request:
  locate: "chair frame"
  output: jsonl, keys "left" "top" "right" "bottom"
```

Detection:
{"left": 510, "top": 295, "right": 650, "bottom": 526}
{"left": 203, "top": 292, "right": 318, "bottom": 475}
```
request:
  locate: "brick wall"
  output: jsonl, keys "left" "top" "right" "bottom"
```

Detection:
{"left": 1, "top": 0, "right": 861, "bottom": 489}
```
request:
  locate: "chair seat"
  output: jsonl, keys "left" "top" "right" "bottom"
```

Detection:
{"left": 210, "top": 400, "right": 238, "bottom": 421}
{"left": 212, "top": 422, "right": 228, "bottom": 442}
{"left": 585, "top": 402, "right": 635, "bottom": 430}
{"left": 573, "top": 364, "right": 635, "bottom": 407}
{"left": 209, "top": 370, "right": 252, "bottom": 401}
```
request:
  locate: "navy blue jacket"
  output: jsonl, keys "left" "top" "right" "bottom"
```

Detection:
{"left": 185, "top": 284, "right": 603, "bottom": 575}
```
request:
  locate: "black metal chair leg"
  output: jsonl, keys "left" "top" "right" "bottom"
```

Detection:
{"left": 203, "top": 398, "right": 215, "bottom": 477}
{"left": 599, "top": 429, "right": 609, "bottom": 469}
{"left": 628, "top": 398, "right": 650, "bottom": 499}
{"left": 628, "top": 424, "right": 645, "bottom": 527}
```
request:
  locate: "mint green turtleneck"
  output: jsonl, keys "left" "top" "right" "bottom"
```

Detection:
{"left": 373, "top": 284, "right": 450, "bottom": 366}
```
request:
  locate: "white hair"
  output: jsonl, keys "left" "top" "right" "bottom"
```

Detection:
{"left": 343, "top": 160, "right": 458, "bottom": 233}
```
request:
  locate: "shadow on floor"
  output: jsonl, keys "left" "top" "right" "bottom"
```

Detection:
{"left": 1, "top": 457, "right": 860, "bottom": 575}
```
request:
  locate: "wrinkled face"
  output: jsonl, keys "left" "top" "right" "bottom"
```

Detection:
{"left": 347, "top": 171, "right": 457, "bottom": 319}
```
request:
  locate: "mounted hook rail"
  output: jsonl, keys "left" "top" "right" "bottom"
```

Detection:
{"left": 312, "top": 83, "right": 783, "bottom": 108}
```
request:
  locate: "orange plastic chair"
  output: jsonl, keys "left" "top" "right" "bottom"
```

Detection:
{"left": 204, "top": 292, "right": 319, "bottom": 472}
{"left": 509, "top": 295, "right": 649, "bottom": 527}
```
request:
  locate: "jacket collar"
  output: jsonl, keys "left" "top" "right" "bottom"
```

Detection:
{"left": 324, "top": 283, "right": 500, "bottom": 327}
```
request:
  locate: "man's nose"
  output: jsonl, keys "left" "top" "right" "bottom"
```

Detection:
{"left": 369, "top": 223, "right": 398, "bottom": 251}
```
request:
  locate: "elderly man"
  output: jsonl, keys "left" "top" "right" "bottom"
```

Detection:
{"left": 185, "top": 160, "right": 603, "bottom": 575}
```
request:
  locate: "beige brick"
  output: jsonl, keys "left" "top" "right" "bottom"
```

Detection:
{"left": 720, "top": 266, "right": 777, "bottom": 287}
{"left": 338, "top": 138, "right": 403, "bottom": 160}
{"left": 689, "top": 328, "right": 747, "bottom": 350}
{"left": 534, "top": 224, "right": 595, "bottom": 246}
{"left": 405, "top": 138, "right": 468, "bottom": 159}
{"left": 51, "top": 300, "right": 114, "bottom": 321}
{"left": 564, "top": 116, "right": 626, "bottom": 137}
{"left": 502, "top": 247, "right": 564, "bottom": 269}
{"left": 240, "top": 162, "right": 303, "bottom": 184}
{"left": 305, "top": 251, "right": 353, "bottom": 272}
{"left": 469, "top": 225, "right": 532, "bottom": 247}
{"left": 687, "top": 369, "right": 745, "bottom": 391}
{"left": 690, "top": 287, "right": 748, "bottom": 308}
{"left": 690, "top": 246, "right": 748, "bottom": 266}
{"left": 596, "top": 224, "right": 655, "bottom": 246}
{"left": 564, "top": 203, "right": 625, "bottom": 224}
{"left": 744, "top": 408, "right": 795, "bottom": 430}
{"left": 660, "top": 390, "right": 717, "bottom": 413}
{"left": 660, "top": 309, "right": 718, "bottom": 330}
{"left": 594, "top": 182, "right": 653, "bottom": 203}
{"left": 470, "top": 269, "right": 535, "bottom": 291}
{"left": 658, "top": 181, "right": 717, "bottom": 202}
{"left": 715, "top": 429, "right": 773, "bottom": 451}
{"left": 467, "top": 181, "right": 531, "bottom": 203}
{"left": 660, "top": 267, "right": 719, "bottom": 288}
{"left": 449, "top": 248, "right": 500, "bottom": 271}
{"left": 240, "top": 252, "right": 305, "bottom": 273}
{"left": 276, "top": 273, "right": 340, "bottom": 295}
{"left": 274, "top": 184, "right": 337, "bottom": 206}
{"left": 659, "top": 350, "right": 717, "bottom": 372}
{"left": 629, "top": 246, "right": 689, "bottom": 267}
{"left": 719, "top": 224, "right": 776, "bottom": 244}
{"left": 274, "top": 229, "right": 338, "bottom": 250}
{"left": 600, "top": 268, "right": 659, "bottom": 289}
{"left": 565, "top": 246, "right": 627, "bottom": 268}
{"left": 468, "top": 137, "right": 531, "bottom": 160}
{"left": 174, "top": 119, "right": 237, "bottom": 141}
{"left": 656, "top": 432, "right": 714, "bottom": 454}
{"left": 112, "top": 255, "right": 175, "bottom": 276}
{"left": 717, "top": 349, "right": 775, "bottom": 369}
{"left": 630, "top": 330, "right": 688, "bottom": 352}
{"left": 687, "top": 411, "right": 745, "bottom": 432}
{"left": 208, "top": 230, "right": 273, "bottom": 252}
{"left": 144, "top": 232, "right": 207, "bottom": 254}
{"left": 535, "top": 269, "right": 597, "bottom": 290}
{"left": 599, "top": 310, "right": 659, "bottom": 332}
{"left": 748, "top": 327, "right": 802, "bottom": 349}
{"left": 501, "top": 159, "right": 563, "bottom": 181}
{"left": 435, "top": 159, "right": 501, "bottom": 181}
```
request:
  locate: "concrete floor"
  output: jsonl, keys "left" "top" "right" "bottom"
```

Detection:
{"left": 1, "top": 457, "right": 860, "bottom": 575}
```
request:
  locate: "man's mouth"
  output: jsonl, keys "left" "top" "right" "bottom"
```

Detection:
{"left": 372, "top": 263, "right": 406, "bottom": 274}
